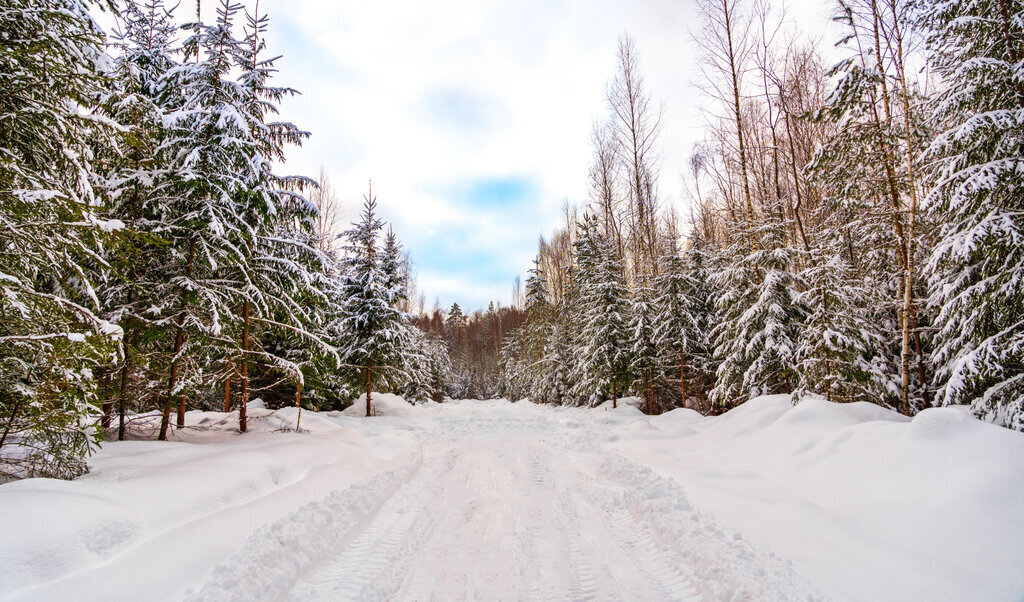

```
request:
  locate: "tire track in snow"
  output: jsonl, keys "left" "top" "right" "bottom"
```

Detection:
{"left": 185, "top": 448, "right": 424, "bottom": 602}
{"left": 552, "top": 488, "right": 601, "bottom": 601}
{"left": 525, "top": 445, "right": 602, "bottom": 602}
{"left": 190, "top": 404, "right": 824, "bottom": 602}
{"left": 287, "top": 445, "right": 458, "bottom": 601}
{"left": 570, "top": 447, "right": 825, "bottom": 601}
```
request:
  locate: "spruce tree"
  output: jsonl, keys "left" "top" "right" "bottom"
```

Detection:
{"left": 523, "top": 261, "right": 552, "bottom": 402}
{"left": 796, "top": 244, "right": 886, "bottom": 404}
{"left": 338, "top": 187, "right": 411, "bottom": 415}
{"left": 920, "top": 0, "right": 1024, "bottom": 429}
{"left": 151, "top": 0, "right": 258, "bottom": 437}
{"left": 571, "top": 215, "right": 632, "bottom": 408}
{"left": 0, "top": 0, "right": 122, "bottom": 478}
{"left": 711, "top": 221, "right": 804, "bottom": 409}
{"left": 807, "top": 0, "right": 933, "bottom": 412}
{"left": 653, "top": 245, "right": 710, "bottom": 411}
{"left": 234, "top": 3, "right": 339, "bottom": 422}
{"left": 97, "top": 0, "right": 180, "bottom": 438}
{"left": 630, "top": 285, "right": 661, "bottom": 414}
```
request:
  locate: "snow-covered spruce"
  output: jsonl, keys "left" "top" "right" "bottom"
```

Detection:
{"left": 919, "top": 0, "right": 1024, "bottom": 429}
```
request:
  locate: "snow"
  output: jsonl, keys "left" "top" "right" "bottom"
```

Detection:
{"left": 2, "top": 395, "right": 1022, "bottom": 601}
{"left": 97, "top": 218, "right": 125, "bottom": 232}
{"left": 608, "top": 395, "right": 1024, "bottom": 601}
{"left": 341, "top": 392, "right": 416, "bottom": 417}
{"left": 0, "top": 408, "right": 418, "bottom": 601}
{"left": 592, "top": 395, "right": 645, "bottom": 412}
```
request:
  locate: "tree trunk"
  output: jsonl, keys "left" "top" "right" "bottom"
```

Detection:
{"left": 223, "top": 375, "right": 231, "bottom": 413}
{"left": 160, "top": 323, "right": 185, "bottom": 441}
{"left": 118, "top": 342, "right": 130, "bottom": 441}
{"left": 100, "top": 369, "right": 113, "bottom": 430}
{"left": 240, "top": 300, "right": 249, "bottom": 432}
{"left": 612, "top": 379, "right": 617, "bottom": 410}
{"left": 784, "top": 110, "right": 813, "bottom": 256}
{"left": 0, "top": 400, "right": 22, "bottom": 451}
{"left": 680, "top": 349, "right": 687, "bottom": 409}
{"left": 885, "top": 0, "right": 922, "bottom": 417}
{"left": 158, "top": 393, "right": 173, "bottom": 441}
{"left": 161, "top": 240, "right": 195, "bottom": 441}
{"left": 295, "top": 381, "right": 303, "bottom": 431}
{"left": 646, "top": 369, "right": 654, "bottom": 416}
{"left": 117, "top": 292, "right": 132, "bottom": 441}
{"left": 722, "top": 0, "right": 756, "bottom": 249}
{"left": 365, "top": 366, "right": 372, "bottom": 417}
{"left": 176, "top": 393, "right": 186, "bottom": 429}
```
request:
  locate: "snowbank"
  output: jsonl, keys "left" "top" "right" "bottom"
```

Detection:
{"left": 593, "top": 395, "right": 645, "bottom": 413}
{"left": 608, "top": 395, "right": 1024, "bottom": 602}
{"left": 342, "top": 392, "right": 416, "bottom": 417}
{"left": 0, "top": 407, "right": 419, "bottom": 601}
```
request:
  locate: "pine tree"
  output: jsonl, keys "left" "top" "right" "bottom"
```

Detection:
{"left": 711, "top": 220, "right": 804, "bottom": 409}
{"left": 630, "top": 285, "right": 661, "bottom": 414}
{"left": 571, "top": 215, "right": 632, "bottom": 407}
{"left": 653, "top": 245, "right": 710, "bottom": 411}
{"left": 920, "top": 0, "right": 1024, "bottom": 429}
{"left": 338, "top": 186, "right": 411, "bottom": 416}
{"left": 0, "top": 0, "right": 122, "bottom": 478}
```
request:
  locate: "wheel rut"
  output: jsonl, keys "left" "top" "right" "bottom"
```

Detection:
{"left": 192, "top": 404, "right": 823, "bottom": 602}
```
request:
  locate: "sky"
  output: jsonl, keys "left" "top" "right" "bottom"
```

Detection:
{"left": 232, "top": 0, "right": 835, "bottom": 312}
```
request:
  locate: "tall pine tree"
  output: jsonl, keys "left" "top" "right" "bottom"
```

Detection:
{"left": 0, "top": 0, "right": 122, "bottom": 478}
{"left": 920, "top": 0, "right": 1024, "bottom": 429}
{"left": 338, "top": 186, "right": 411, "bottom": 416}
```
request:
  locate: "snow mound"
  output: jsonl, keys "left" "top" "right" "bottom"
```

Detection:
{"left": 593, "top": 396, "right": 645, "bottom": 413}
{"left": 649, "top": 407, "right": 704, "bottom": 430}
{"left": 188, "top": 407, "right": 322, "bottom": 435}
{"left": 341, "top": 393, "right": 415, "bottom": 417}
{"left": 187, "top": 451, "right": 423, "bottom": 601}
{"left": 0, "top": 408, "right": 419, "bottom": 600}
{"left": 608, "top": 394, "right": 1024, "bottom": 601}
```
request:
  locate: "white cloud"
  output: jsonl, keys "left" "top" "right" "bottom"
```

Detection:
{"left": 248, "top": 0, "right": 832, "bottom": 310}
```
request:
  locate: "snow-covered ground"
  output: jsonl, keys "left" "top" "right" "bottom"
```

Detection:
{"left": 1, "top": 395, "right": 1022, "bottom": 601}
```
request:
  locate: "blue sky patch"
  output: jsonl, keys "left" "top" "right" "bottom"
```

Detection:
{"left": 444, "top": 176, "right": 538, "bottom": 210}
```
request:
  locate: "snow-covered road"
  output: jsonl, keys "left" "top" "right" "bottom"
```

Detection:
{"left": 288, "top": 421, "right": 699, "bottom": 601}
{"left": 8, "top": 396, "right": 1022, "bottom": 601}
{"left": 189, "top": 402, "right": 819, "bottom": 601}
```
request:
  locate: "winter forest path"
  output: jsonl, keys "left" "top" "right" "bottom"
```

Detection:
{"left": 189, "top": 401, "right": 823, "bottom": 601}
{"left": 290, "top": 415, "right": 698, "bottom": 601}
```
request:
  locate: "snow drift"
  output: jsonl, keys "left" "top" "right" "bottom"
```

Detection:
{"left": 608, "top": 395, "right": 1024, "bottom": 601}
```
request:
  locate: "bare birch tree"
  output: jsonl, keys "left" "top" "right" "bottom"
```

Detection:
{"left": 606, "top": 34, "right": 663, "bottom": 283}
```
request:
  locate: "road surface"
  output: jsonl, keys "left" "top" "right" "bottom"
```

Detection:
{"left": 191, "top": 402, "right": 820, "bottom": 601}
